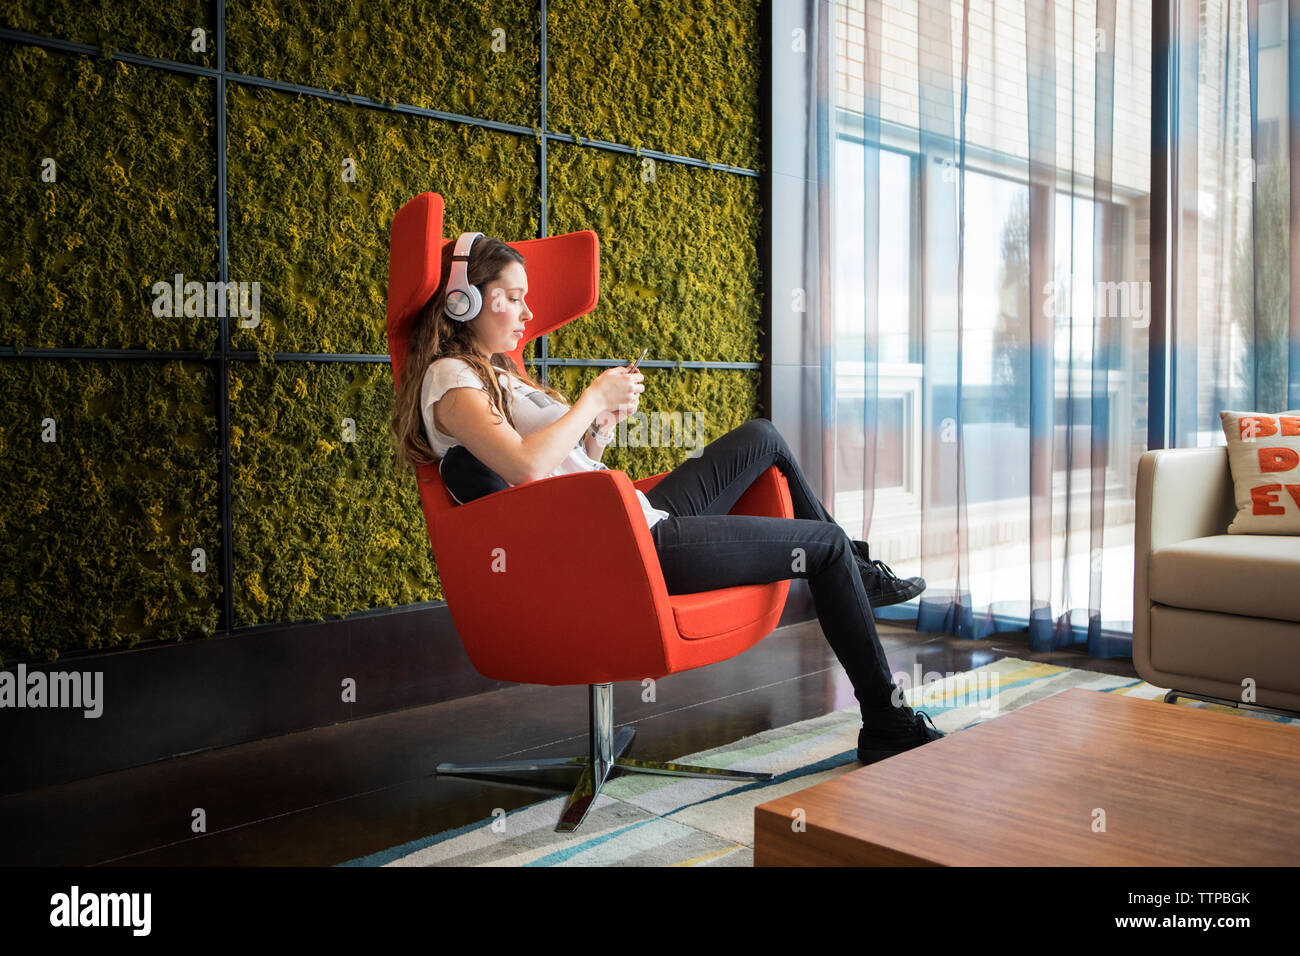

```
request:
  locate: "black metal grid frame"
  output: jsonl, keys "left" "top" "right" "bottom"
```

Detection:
{"left": 0, "top": 2, "right": 765, "bottom": 638}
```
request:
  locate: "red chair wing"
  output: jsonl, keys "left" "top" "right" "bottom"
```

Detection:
{"left": 386, "top": 192, "right": 598, "bottom": 390}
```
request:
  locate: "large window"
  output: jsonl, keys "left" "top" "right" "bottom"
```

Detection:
{"left": 831, "top": 0, "right": 1152, "bottom": 633}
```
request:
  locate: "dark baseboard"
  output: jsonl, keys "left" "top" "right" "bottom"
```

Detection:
{"left": 0, "top": 582, "right": 816, "bottom": 794}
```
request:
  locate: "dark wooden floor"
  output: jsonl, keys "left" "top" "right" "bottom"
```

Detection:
{"left": 0, "top": 620, "right": 1137, "bottom": 867}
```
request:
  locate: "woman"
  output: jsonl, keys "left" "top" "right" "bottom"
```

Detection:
{"left": 390, "top": 233, "right": 943, "bottom": 763}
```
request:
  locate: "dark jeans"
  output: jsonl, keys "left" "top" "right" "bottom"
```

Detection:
{"left": 644, "top": 417, "right": 901, "bottom": 717}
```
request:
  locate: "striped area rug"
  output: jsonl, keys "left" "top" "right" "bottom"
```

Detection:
{"left": 339, "top": 658, "right": 1300, "bottom": 867}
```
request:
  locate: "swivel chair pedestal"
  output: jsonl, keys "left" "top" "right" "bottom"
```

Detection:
{"left": 436, "top": 682, "right": 775, "bottom": 832}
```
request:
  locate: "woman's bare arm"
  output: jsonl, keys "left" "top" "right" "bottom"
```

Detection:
{"left": 582, "top": 410, "right": 617, "bottom": 462}
{"left": 434, "top": 385, "right": 605, "bottom": 486}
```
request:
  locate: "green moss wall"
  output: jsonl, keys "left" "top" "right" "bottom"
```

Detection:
{"left": 0, "top": 1, "right": 213, "bottom": 67}
{"left": 545, "top": 142, "right": 762, "bottom": 363}
{"left": 225, "top": 0, "right": 541, "bottom": 128}
{"left": 547, "top": 0, "right": 761, "bottom": 170}
{"left": 0, "top": 359, "right": 221, "bottom": 661}
{"left": 228, "top": 361, "right": 439, "bottom": 624}
{"left": 0, "top": 44, "right": 217, "bottom": 350}
{"left": 225, "top": 82, "right": 539, "bottom": 356}
{"left": 0, "top": 0, "right": 764, "bottom": 663}
{"left": 545, "top": 365, "right": 761, "bottom": 480}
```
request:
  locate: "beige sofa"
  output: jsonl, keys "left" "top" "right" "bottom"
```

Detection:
{"left": 1134, "top": 447, "right": 1300, "bottom": 715}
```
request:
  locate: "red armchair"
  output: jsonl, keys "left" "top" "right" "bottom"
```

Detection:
{"left": 386, "top": 192, "right": 794, "bottom": 831}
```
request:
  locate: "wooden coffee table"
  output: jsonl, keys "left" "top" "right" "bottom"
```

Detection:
{"left": 754, "top": 687, "right": 1300, "bottom": 866}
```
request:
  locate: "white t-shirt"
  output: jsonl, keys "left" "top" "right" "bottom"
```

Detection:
{"left": 420, "top": 357, "right": 670, "bottom": 531}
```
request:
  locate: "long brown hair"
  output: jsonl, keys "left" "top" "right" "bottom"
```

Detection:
{"left": 390, "top": 234, "right": 568, "bottom": 473}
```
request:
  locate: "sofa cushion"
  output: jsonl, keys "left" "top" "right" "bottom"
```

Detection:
{"left": 1149, "top": 534, "right": 1300, "bottom": 623}
{"left": 1219, "top": 409, "right": 1300, "bottom": 534}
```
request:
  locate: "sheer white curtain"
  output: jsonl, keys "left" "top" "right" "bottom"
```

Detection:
{"left": 829, "top": 0, "right": 1151, "bottom": 655}
{"left": 1169, "top": 0, "right": 1298, "bottom": 439}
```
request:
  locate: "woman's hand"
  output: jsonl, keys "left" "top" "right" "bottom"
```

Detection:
{"left": 608, "top": 396, "right": 638, "bottom": 424}
{"left": 587, "top": 366, "right": 644, "bottom": 417}
{"left": 595, "top": 394, "right": 638, "bottom": 433}
{"left": 605, "top": 383, "right": 640, "bottom": 424}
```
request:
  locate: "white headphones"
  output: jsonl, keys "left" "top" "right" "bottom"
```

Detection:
{"left": 443, "top": 231, "right": 485, "bottom": 322}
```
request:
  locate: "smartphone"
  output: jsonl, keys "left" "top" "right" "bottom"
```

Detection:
{"left": 627, "top": 347, "right": 649, "bottom": 371}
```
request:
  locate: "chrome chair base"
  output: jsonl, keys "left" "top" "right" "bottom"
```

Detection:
{"left": 1163, "top": 688, "right": 1300, "bottom": 719}
{"left": 435, "top": 683, "right": 775, "bottom": 832}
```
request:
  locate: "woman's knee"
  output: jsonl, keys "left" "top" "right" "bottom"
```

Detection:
{"left": 804, "top": 525, "right": 853, "bottom": 578}
{"left": 744, "top": 417, "right": 785, "bottom": 448}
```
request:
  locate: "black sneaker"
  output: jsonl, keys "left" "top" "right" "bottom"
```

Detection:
{"left": 856, "top": 708, "right": 945, "bottom": 764}
{"left": 852, "top": 540, "right": 925, "bottom": 607}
